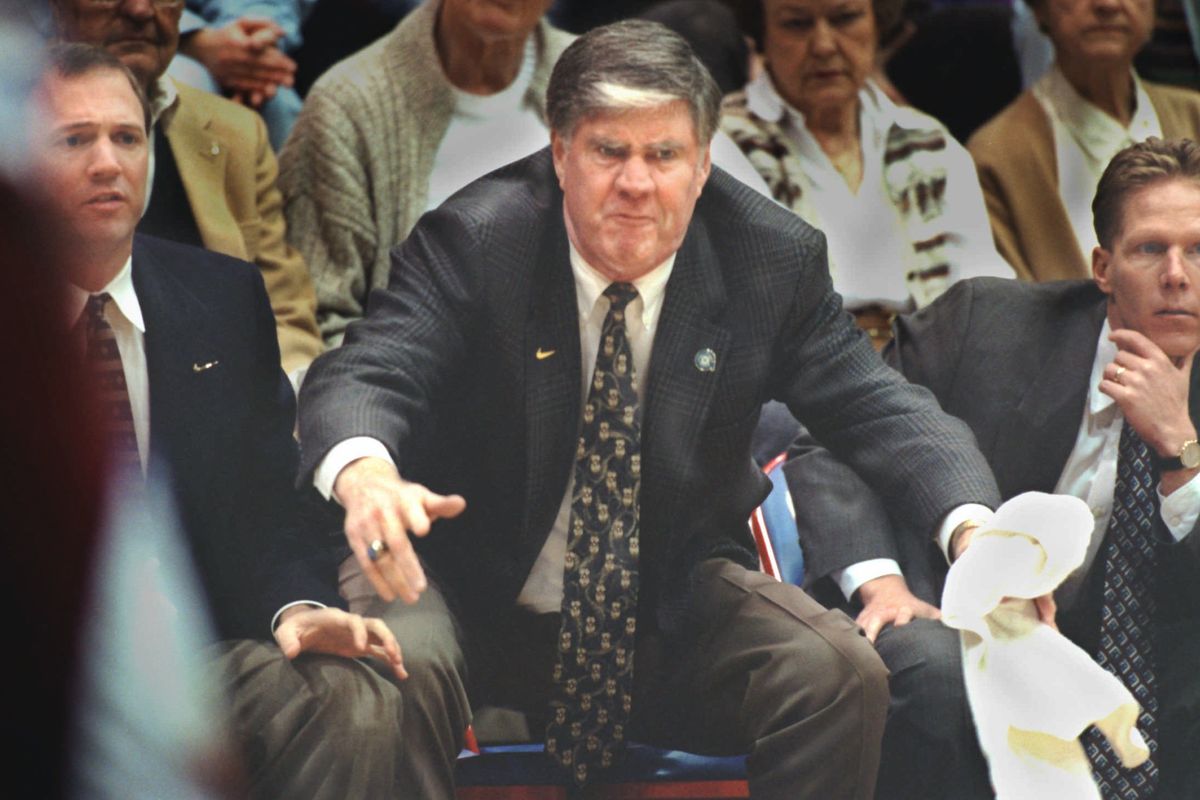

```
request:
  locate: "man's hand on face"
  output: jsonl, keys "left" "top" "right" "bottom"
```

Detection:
{"left": 275, "top": 605, "right": 407, "bottom": 680}
{"left": 333, "top": 457, "right": 466, "bottom": 604}
{"left": 854, "top": 574, "right": 941, "bottom": 643}
{"left": 179, "top": 17, "right": 296, "bottom": 108}
{"left": 1101, "top": 328, "right": 1198, "bottom": 494}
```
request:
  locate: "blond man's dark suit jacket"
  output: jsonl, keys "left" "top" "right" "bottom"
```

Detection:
{"left": 297, "top": 148, "right": 1000, "bottom": 636}
{"left": 165, "top": 81, "right": 322, "bottom": 374}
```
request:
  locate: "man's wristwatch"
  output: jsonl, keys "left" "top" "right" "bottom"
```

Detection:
{"left": 1156, "top": 439, "right": 1200, "bottom": 471}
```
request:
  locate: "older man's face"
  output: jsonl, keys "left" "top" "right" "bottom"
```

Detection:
{"left": 31, "top": 68, "right": 149, "bottom": 259}
{"left": 1094, "top": 178, "right": 1200, "bottom": 359}
{"left": 53, "top": 0, "right": 183, "bottom": 89}
{"left": 551, "top": 100, "right": 711, "bottom": 283}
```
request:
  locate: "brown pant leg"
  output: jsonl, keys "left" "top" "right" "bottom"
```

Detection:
{"left": 211, "top": 639, "right": 404, "bottom": 800}
{"left": 346, "top": 560, "right": 472, "bottom": 800}
{"left": 630, "top": 559, "right": 890, "bottom": 800}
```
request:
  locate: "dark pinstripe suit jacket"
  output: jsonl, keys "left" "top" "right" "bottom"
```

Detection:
{"left": 297, "top": 148, "right": 999, "bottom": 635}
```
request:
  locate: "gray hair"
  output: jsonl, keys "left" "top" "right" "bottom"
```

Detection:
{"left": 546, "top": 19, "right": 722, "bottom": 145}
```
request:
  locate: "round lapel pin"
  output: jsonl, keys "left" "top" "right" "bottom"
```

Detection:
{"left": 694, "top": 348, "right": 717, "bottom": 372}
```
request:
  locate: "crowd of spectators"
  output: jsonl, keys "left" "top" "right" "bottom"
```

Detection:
{"left": 7, "top": 0, "right": 1199, "bottom": 797}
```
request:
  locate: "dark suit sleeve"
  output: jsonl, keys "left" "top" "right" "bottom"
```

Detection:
{"left": 885, "top": 279, "right": 977, "bottom": 399}
{"left": 772, "top": 234, "right": 1000, "bottom": 541}
{"left": 239, "top": 266, "right": 344, "bottom": 629}
{"left": 782, "top": 430, "right": 899, "bottom": 589}
{"left": 297, "top": 207, "right": 481, "bottom": 480}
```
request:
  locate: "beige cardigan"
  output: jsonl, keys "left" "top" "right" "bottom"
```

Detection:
{"left": 968, "top": 81, "right": 1200, "bottom": 282}
{"left": 279, "top": 0, "right": 573, "bottom": 346}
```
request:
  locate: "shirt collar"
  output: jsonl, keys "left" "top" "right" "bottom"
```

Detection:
{"left": 1087, "top": 318, "right": 1117, "bottom": 417}
{"left": 66, "top": 255, "right": 145, "bottom": 332}
{"left": 1036, "top": 65, "right": 1158, "bottom": 161}
{"left": 568, "top": 240, "right": 675, "bottom": 331}
{"left": 150, "top": 76, "right": 180, "bottom": 131}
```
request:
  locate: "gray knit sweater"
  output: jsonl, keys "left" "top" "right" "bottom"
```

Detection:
{"left": 279, "top": 0, "right": 573, "bottom": 345}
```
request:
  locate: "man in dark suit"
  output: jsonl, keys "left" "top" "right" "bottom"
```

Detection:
{"left": 298, "top": 20, "right": 1001, "bottom": 798}
{"left": 789, "top": 137, "right": 1200, "bottom": 798}
{"left": 49, "top": 0, "right": 324, "bottom": 378}
{"left": 31, "top": 43, "right": 406, "bottom": 798}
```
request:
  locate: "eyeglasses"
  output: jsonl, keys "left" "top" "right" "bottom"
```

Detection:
{"left": 82, "top": 0, "right": 184, "bottom": 9}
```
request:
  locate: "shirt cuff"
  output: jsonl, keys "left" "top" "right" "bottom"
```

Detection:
{"left": 270, "top": 600, "right": 326, "bottom": 634}
{"left": 936, "top": 503, "right": 995, "bottom": 561}
{"left": 1159, "top": 472, "right": 1200, "bottom": 542}
{"left": 832, "top": 559, "right": 903, "bottom": 602}
{"left": 314, "top": 437, "right": 394, "bottom": 501}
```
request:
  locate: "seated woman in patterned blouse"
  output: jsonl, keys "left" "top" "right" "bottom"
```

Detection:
{"left": 721, "top": 0, "right": 1011, "bottom": 347}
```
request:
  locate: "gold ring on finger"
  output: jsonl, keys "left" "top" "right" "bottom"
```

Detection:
{"left": 1115, "top": 365, "right": 1126, "bottom": 383}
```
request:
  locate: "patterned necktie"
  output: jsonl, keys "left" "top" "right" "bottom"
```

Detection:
{"left": 546, "top": 282, "right": 642, "bottom": 786}
{"left": 78, "top": 294, "right": 141, "bottom": 474}
{"left": 1083, "top": 421, "right": 1159, "bottom": 798}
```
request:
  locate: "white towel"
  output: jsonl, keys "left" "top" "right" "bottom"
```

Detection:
{"left": 940, "top": 492, "right": 1150, "bottom": 799}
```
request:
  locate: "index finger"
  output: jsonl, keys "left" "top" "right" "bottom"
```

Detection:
{"left": 375, "top": 502, "right": 425, "bottom": 603}
{"left": 365, "top": 618, "right": 408, "bottom": 680}
{"left": 1109, "top": 328, "right": 1164, "bottom": 360}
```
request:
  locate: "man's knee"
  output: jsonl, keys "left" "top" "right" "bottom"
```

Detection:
{"left": 874, "top": 619, "right": 969, "bottom": 740}
{"left": 799, "top": 613, "right": 891, "bottom": 720}
{"left": 748, "top": 584, "right": 890, "bottom": 727}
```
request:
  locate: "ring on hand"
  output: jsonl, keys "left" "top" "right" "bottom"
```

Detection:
{"left": 1115, "top": 365, "right": 1126, "bottom": 383}
{"left": 367, "top": 539, "right": 389, "bottom": 562}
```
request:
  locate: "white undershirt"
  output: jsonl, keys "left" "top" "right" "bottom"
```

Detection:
{"left": 1052, "top": 320, "right": 1200, "bottom": 609}
{"left": 1033, "top": 65, "right": 1162, "bottom": 264}
{"left": 67, "top": 256, "right": 150, "bottom": 474}
{"left": 424, "top": 38, "right": 548, "bottom": 212}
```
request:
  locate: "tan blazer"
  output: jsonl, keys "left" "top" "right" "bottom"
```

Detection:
{"left": 166, "top": 81, "right": 322, "bottom": 373}
{"left": 968, "top": 80, "right": 1200, "bottom": 282}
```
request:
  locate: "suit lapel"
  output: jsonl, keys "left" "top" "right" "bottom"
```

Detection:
{"left": 641, "top": 221, "right": 731, "bottom": 538}
{"left": 990, "top": 297, "right": 1107, "bottom": 497}
{"left": 522, "top": 218, "right": 583, "bottom": 550}
{"left": 134, "top": 239, "right": 226, "bottom": 502}
{"left": 164, "top": 84, "right": 244, "bottom": 258}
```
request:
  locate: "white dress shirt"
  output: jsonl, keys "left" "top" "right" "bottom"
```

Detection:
{"left": 67, "top": 256, "right": 150, "bottom": 474}
{"left": 1033, "top": 66, "right": 1162, "bottom": 264}
{"left": 1052, "top": 321, "right": 1199, "bottom": 609}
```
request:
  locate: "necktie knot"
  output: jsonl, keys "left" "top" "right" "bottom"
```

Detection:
{"left": 84, "top": 293, "right": 112, "bottom": 326}
{"left": 604, "top": 283, "right": 638, "bottom": 314}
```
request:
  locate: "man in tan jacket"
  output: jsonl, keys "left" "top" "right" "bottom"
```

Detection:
{"left": 51, "top": 0, "right": 322, "bottom": 378}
